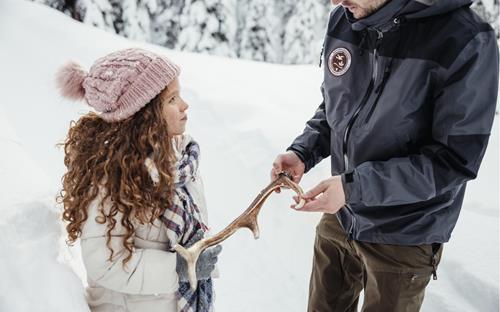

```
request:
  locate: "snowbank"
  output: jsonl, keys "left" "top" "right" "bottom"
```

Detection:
{"left": 0, "top": 1, "right": 498, "bottom": 311}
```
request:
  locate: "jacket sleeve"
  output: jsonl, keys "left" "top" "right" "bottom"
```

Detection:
{"left": 287, "top": 83, "right": 331, "bottom": 172}
{"left": 342, "top": 31, "right": 499, "bottom": 207}
{"left": 80, "top": 197, "right": 178, "bottom": 295}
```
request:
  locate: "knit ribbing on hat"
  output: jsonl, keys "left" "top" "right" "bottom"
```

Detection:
{"left": 100, "top": 56, "right": 180, "bottom": 122}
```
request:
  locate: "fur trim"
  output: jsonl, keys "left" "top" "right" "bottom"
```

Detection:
{"left": 55, "top": 61, "right": 87, "bottom": 100}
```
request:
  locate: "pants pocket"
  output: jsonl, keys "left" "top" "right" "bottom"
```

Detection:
{"left": 362, "top": 270, "right": 431, "bottom": 312}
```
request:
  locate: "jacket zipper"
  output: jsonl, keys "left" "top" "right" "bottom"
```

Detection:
{"left": 342, "top": 29, "right": 383, "bottom": 172}
{"left": 343, "top": 29, "right": 383, "bottom": 239}
{"left": 363, "top": 66, "right": 391, "bottom": 124}
{"left": 364, "top": 18, "right": 401, "bottom": 124}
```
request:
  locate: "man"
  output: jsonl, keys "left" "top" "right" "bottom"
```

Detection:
{"left": 271, "top": 0, "right": 498, "bottom": 311}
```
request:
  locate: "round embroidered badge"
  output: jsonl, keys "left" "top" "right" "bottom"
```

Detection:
{"left": 328, "top": 47, "right": 351, "bottom": 77}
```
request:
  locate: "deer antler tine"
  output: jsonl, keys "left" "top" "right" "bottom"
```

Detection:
{"left": 174, "top": 172, "right": 305, "bottom": 290}
{"left": 248, "top": 219, "right": 260, "bottom": 239}
{"left": 173, "top": 240, "right": 205, "bottom": 290}
{"left": 278, "top": 172, "right": 306, "bottom": 209}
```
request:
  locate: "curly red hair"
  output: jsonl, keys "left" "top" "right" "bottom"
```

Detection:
{"left": 58, "top": 95, "right": 175, "bottom": 266}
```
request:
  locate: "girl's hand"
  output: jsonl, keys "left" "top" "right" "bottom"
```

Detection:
{"left": 176, "top": 230, "right": 222, "bottom": 281}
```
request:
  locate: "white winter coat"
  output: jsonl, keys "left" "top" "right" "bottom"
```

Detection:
{"left": 80, "top": 135, "right": 209, "bottom": 312}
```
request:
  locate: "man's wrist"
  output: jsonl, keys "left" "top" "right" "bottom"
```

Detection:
{"left": 286, "top": 146, "right": 311, "bottom": 172}
{"left": 286, "top": 147, "right": 306, "bottom": 163}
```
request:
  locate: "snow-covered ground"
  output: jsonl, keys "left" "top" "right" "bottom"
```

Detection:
{"left": 0, "top": 1, "right": 498, "bottom": 311}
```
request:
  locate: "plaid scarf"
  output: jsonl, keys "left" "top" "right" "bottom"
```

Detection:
{"left": 159, "top": 139, "right": 214, "bottom": 312}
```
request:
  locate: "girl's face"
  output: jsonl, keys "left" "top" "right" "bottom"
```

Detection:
{"left": 159, "top": 78, "right": 189, "bottom": 136}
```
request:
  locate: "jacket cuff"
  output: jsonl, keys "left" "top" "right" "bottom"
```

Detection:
{"left": 341, "top": 170, "right": 362, "bottom": 205}
{"left": 286, "top": 145, "right": 313, "bottom": 173}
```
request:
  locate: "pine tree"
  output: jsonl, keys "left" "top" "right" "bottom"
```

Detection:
{"left": 121, "top": 0, "right": 157, "bottom": 42}
{"left": 237, "top": 0, "right": 279, "bottom": 63}
{"left": 32, "top": 0, "right": 79, "bottom": 18}
{"left": 274, "top": 0, "right": 296, "bottom": 23}
{"left": 34, "top": 0, "right": 332, "bottom": 64}
{"left": 282, "top": 0, "right": 330, "bottom": 64}
{"left": 176, "top": 0, "right": 236, "bottom": 57}
{"left": 75, "top": 0, "right": 116, "bottom": 33}
{"left": 233, "top": 0, "right": 248, "bottom": 57}
{"left": 151, "top": 0, "right": 185, "bottom": 49}
{"left": 29, "top": 0, "right": 500, "bottom": 64}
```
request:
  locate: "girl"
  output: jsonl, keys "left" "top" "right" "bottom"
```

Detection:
{"left": 56, "top": 48, "right": 221, "bottom": 312}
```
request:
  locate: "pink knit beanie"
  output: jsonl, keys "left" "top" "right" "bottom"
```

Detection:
{"left": 56, "top": 48, "right": 180, "bottom": 122}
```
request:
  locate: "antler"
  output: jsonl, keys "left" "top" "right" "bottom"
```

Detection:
{"left": 173, "top": 171, "right": 305, "bottom": 290}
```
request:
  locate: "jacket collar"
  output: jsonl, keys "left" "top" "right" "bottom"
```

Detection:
{"left": 346, "top": 0, "right": 410, "bottom": 32}
{"left": 346, "top": 0, "right": 473, "bottom": 32}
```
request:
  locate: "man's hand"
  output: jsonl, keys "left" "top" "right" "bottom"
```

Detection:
{"left": 271, "top": 151, "right": 305, "bottom": 184}
{"left": 291, "top": 176, "right": 346, "bottom": 214}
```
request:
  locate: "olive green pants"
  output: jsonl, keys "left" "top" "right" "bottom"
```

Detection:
{"left": 308, "top": 214, "right": 443, "bottom": 312}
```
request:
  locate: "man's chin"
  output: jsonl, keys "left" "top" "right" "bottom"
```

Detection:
{"left": 351, "top": 10, "right": 367, "bottom": 19}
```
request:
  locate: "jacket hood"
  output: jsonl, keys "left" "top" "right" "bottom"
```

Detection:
{"left": 347, "top": 0, "right": 473, "bottom": 31}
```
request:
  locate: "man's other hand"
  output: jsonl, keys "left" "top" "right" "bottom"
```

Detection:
{"left": 292, "top": 176, "right": 346, "bottom": 214}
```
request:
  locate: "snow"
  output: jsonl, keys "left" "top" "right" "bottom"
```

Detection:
{"left": 0, "top": 1, "right": 498, "bottom": 311}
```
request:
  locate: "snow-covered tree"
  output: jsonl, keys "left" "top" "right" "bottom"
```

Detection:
{"left": 274, "top": 0, "right": 296, "bottom": 24}
{"left": 120, "top": 0, "right": 157, "bottom": 42}
{"left": 75, "top": 0, "right": 116, "bottom": 33}
{"left": 32, "top": 0, "right": 79, "bottom": 18}
{"left": 237, "top": 0, "right": 280, "bottom": 62}
{"left": 176, "top": 0, "right": 236, "bottom": 57}
{"left": 282, "top": 0, "right": 327, "bottom": 64}
{"left": 274, "top": 1, "right": 297, "bottom": 41}
{"left": 472, "top": 0, "right": 500, "bottom": 39}
{"left": 151, "top": 0, "right": 185, "bottom": 49}
{"left": 30, "top": 0, "right": 500, "bottom": 64}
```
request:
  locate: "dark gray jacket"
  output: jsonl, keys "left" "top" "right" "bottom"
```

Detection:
{"left": 288, "top": 0, "right": 499, "bottom": 245}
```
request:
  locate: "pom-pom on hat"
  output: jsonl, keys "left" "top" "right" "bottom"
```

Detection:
{"left": 56, "top": 48, "right": 180, "bottom": 122}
